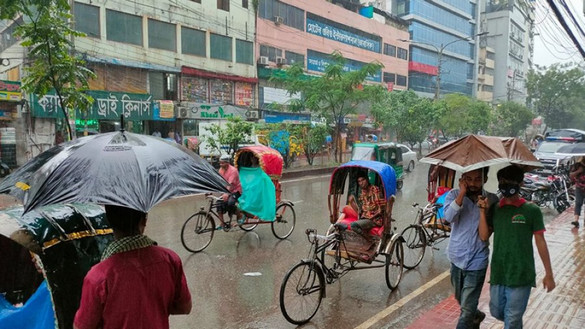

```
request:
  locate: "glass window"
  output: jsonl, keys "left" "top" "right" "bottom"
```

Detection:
{"left": 258, "top": 0, "right": 304, "bottom": 31}
{"left": 397, "top": 47, "right": 408, "bottom": 60}
{"left": 210, "top": 33, "right": 232, "bottom": 61}
{"left": 106, "top": 9, "right": 143, "bottom": 46}
{"left": 242, "top": 0, "right": 248, "bottom": 8}
{"left": 217, "top": 0, "right": 230, "bottom": 11}
{"left": 74, "top": 2, "right": 100, "bottom": 38}
{"left": 384, "top": 43, "right": 396, "bottom": 57}
{"left": 182, "top": 27, "right": 206, "bottom": 57}
{"left": 285, "top": 51, "right": 304, "bottom": 66}
{"left": 383, "top": 72, "right": 395, "bottom": 83}
{"left": 397, "top": 75, "right": 407, "bottom": 86}
{"left": 148, "top": 19, "right": 176, "bottom": 51}
{"left": 260, "top": 44, "right": 282, "bottom": 62}
{"left": 236, "top": 39, "right": 253, "bottom": 65}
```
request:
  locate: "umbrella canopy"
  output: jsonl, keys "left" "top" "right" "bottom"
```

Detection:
{"left": 0, "top": 131, "right": 229, "bottom": 213}
{"left": 420, "top": 135, "right": 542, "bottom": 173}
{"left": 556, "top": 142, "right": 585, "bottom": 157}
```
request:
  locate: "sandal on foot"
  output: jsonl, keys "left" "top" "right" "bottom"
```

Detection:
{"left": 571, "top": 221, "right": 580, "bottom": 228}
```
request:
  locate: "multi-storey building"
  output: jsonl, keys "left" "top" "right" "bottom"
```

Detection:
{"left": 0, "top": 0, "right": 257, "bottom": 164}
{"left": 390, "top": 0, "right": 481, "bottom": 98}
{"left": 477, "top": 46, "right": 495, "bottom": 102}
{"left": 483, "top": 0, "right": 535, "bottom": 105}
{"left": 255, "top": 0, "right": 409, "bottom": 125}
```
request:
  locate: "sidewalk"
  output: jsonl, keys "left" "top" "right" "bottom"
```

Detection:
{"left": 406, "top": 208, "right": 585, "bottom": 329}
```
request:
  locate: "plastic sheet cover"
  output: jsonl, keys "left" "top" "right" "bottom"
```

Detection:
{"left": 0, "top": 280, "right": 55, "bottom": 329}
{"left": 238, "top": 167, "right": 276, "bottom": 221}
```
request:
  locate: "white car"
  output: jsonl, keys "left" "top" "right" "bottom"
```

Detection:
{"left": 398, "top": 144, "right": 418, "bottom": 172}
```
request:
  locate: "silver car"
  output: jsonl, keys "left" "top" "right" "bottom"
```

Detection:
{"left": 398, "top": 144, "right": 418, "bottom": 172}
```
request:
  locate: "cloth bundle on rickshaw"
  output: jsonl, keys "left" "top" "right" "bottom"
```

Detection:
{"left": 234, "top": 146, "right": 283, "bottom": 221}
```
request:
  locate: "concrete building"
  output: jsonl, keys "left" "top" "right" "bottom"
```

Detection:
{"left": 483, "top": 0, "right": 535, "bottom": 105}
{"left": 477, "top": 46, "right": 495, "bottom": 102}
{"left": 256, "top": 0, "right": 410, "bottom": 123}
{"left": 389, "top": 0, "right": 481, "bottom": 98}
{"left": 0, "top": 0, "right": 257, "bottom": 164}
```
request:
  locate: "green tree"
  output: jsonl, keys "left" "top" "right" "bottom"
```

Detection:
{"left": 490, "top": 102, "right": 534, "bottom": 137}
{"left": 297, "top": 124, "right": 329, "bottom": 165}
{"left": 204, "top": 117, "right": 254, "bottom": 156}
{"left": 1, "top": 0, "right": 96, "bottom": 140}
{"left": 273, "top": 51, "right": 384, "bottom": 162}
{"left": 437, "top": 94, "right": 492, "bottom": 137}
{"left": 526, "top": 63, "right": 585, "bottom": 129}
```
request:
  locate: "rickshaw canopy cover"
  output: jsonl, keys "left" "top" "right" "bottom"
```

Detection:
{"left": 334, "top": 160, "right": 397, "bottom": 198}
{"left": 235, "top": 145, "right": 284, "bottom": 179}
{"left": 420, "top": 135, "right": 542, "bottom": 172}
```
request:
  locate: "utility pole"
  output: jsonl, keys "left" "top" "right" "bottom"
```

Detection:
{"left": 434, "top": 48, "right": 443, "bottom": 100}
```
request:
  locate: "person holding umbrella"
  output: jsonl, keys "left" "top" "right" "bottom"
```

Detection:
{"left": 74, "top": 205, "right": 192, "bottom": 329}
{"left": 443, "top": 168, "right": 498, "bottom": 329}
{"left": 478, "top": 165, "right": 555, "bottom": 329}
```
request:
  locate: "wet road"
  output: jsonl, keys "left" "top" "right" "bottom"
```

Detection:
{"left": 146, "top": 163, "right": 558, "bottom": 329}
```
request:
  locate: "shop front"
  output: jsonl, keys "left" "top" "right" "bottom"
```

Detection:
{"left": 0, "top": 80, "right": 21, "bottom": 168}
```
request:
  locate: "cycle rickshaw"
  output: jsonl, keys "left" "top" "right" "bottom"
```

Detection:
{"left": 279, "top": 160, "right": 404, "bottom": 325}
{"left": 181, "top": 145, "right": 296, "bottom": 253}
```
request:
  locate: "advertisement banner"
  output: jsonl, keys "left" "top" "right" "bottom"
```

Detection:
{"left": 306, "top": 18, "right": 380, "bottom": 53}
{"left": 235, "top": 82, "right": 254, "bottom": 106}
{"left": 0, "top": 80, "right": 22, "bottom": 102}
{"left": 178, "top": 103, "right": 247, "bottom": 120}
{"left": 307, "top": 50, "right": 381, "bottom": 82}
{"left": 158, "top": 100, "right": 175, "bottom": 119}
{"left": 153, "top": 102, "right": 175, "bottom": 121}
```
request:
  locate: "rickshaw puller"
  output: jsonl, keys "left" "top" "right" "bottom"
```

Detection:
{"left": 218, "top": 155, "right": 243, "bottom": 226}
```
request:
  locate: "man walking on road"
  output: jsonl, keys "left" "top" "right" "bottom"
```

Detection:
{"left": 444, "top": 168, "right": 498, "bottom": 329}
{"left": 74, "top": 205, "right": 192, "bottom": 329}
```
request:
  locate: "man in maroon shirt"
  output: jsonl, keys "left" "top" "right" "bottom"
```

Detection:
{"left": 74, "top": 205, "right": 192, "bottom": 329}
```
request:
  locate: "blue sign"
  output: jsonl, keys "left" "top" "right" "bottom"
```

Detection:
{"left": 307, "top": 50, "right": 382, "bottom": 82}
{"left": 152, "top": 102, "right": 175, "bottom": 121}
{"left": 306, "top": 18, "right": 381, "bottom": 53}
{"left": 263, "top": 110, "right": 311, "bottom": 124}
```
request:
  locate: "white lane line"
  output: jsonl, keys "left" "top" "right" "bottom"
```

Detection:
{"left": 291, "top": 200, "right": 303, "bottom": 204}
{"left": 282, "top": 174, "right": 331, "bottom": 184}
{"left": 354, "top": 270, "right": 451, "bottom": 329}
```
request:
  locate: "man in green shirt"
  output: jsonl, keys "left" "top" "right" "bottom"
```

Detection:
{"left": 478, "top": 165, "right": 555, "bottom": 329}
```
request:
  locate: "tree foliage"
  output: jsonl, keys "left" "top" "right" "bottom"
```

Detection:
{"left": 436, "top": 94, "right": 492, "bottom": 137}
{"left": 204, "top": 117, "right": 254, "bottom": 156}
{"left": 526, "top": 64, "right": 585, "bottom": 129}
{"left": 273, "top": 51, "right": 384, "bottom": 162}
{"left": 490, "top": 102, "right": 534, "bottom": 137}
{"left": 2, "top": 0, "right": 96, "bottom": 140}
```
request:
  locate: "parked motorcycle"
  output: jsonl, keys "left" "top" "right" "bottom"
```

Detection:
{"left": 521, "top": 161, "right": 574, "bottom": 214}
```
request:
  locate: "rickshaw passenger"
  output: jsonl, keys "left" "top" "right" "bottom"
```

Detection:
{"left": 335, "top": 173, "right": 384, "bottom": 235}
{"left": 217, "top": 155, "right": 242, "bottom": 224}
{"left": 238, "top": 154, "right": 276, "bottom": 221}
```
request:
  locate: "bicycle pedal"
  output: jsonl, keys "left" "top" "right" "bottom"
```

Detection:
{"left": 432, "top": 247, "right": 440, "bottom": 251}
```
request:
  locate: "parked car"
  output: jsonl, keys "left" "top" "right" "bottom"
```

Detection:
{"left": 397, "top": 144, "right": 418, "bottom": 172}
{"left": 545, "top": 128, "right": 585, "bottom": 142}
{"left": 533, "top": 141, "right": 573, "bottom": 173}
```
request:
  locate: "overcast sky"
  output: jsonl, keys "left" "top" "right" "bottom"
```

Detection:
{"left": 533, "top": 0, "right": 585, "bottom": 67}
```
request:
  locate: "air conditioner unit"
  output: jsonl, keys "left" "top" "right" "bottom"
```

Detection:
{"left": 257, "top": 56, "right": 269, "bottom": 66}
{"left": 276, "top": 57, "right": 287, "bottom": 65}
{"left": 246, "top": 110, "right": 259, "bottom": 119}
{"left": 177, "top": 107, "right": 189, "bottom": 119}
{"left": 274, "top": 16, "right": 284, "bottom": 25}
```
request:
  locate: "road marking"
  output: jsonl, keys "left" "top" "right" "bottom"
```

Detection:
{"left": 354, "top": 270, "right": 451, "bottom": 329}
{"left": 282, "top": 174, "right": 330, "bottom": 184}
{"left": 292, "top": 200, "right": 303, "bottom": 204}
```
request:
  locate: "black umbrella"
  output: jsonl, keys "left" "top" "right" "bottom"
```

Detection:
{"left": 556, "top": 142, "right": 585, "bottom": 156}
{"left": 0, "top": 131, "right": 228, "bottom": 213}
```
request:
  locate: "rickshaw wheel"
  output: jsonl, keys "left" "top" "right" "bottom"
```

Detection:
{"left": 181, "top": 211, "right": 215, "bottom": 253}
{"left": 238, "top": 217, "right": 258, "bottom": 231}
{"left": 396, "top": 180, "right": 404, "bottom": 190}
{"left": 385, "top": 239, "right": 404, "bottom": 290}
{"left": 280, "top": 261, "right": 324, "bottom": 325}
{"left": 272, "top": 203, "right": 296, "bottom": 239}
{"left": 400, "top": 225, "right": 426, "bottom": 269}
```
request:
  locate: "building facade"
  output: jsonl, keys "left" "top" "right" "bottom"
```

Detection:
{"left": 256, "top": 0, "right": 409, "bottom": 123}
{"left": 483, "top": 0, "right": 535, "bottom": 105}
{"left": 391, "top": 0, "right": 481, "bottom": 98}
{"left": 477, "top": 46, "right": 495, "bottom": 102}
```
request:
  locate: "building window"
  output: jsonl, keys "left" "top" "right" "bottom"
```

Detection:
{"left": 210, "top": 33, "right": 232, "bottom": 61}
{"left": 260, "top": 44, "right": 282, "bottom": 62}
{"left": 182, "top": 27, "right": 206, "bottom": 57}
{"left": 383, "top": 72, "right": 396, "bottom": 83}
{"left": 384, "top": 43, "right": 396, "bottom": 57}
{"left": 106, "top": 9, "right": 143, "bottom": 46}
{"left": 285, "top": 50, "right": 304, "bottom": 66}
{"left": 397, "top": 47, "right": 408, "bottom": 60}
{"left": 74, "top": 2, "right": 100, "bottom": 38}
{"left": 236, "top": 39, "right": 253, "bottom": 65}
{"left": 217, "top": 0, "right": 230, "bottom": 11}
{"left": 191, "top": 0, "right": 201, "bottom": 3}
{"left": 258, "top": 0, "right": 305, "bottom": 31}
{"left": 242, "top": 0, "right": 248, "bottom": 8}
{"left": 148, "top": 19, "right": 176, "bottom": 51}
{"left": 397, "top": 75, "right": 407, "bottom": 86}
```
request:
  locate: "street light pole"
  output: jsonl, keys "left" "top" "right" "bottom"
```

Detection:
{"left": 399, "top": 32, "right": 488, "bottom": 100}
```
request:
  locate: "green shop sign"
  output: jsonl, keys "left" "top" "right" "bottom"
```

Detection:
{"left": 31, "top": 90, "right": 153, "bottom": 120}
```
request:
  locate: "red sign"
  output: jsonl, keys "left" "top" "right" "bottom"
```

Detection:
{"left": 0, "top": 80, "right": 20, "bottom": 92}
{"left": 408, "top": 61, "right": 438, "bottom": 76}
